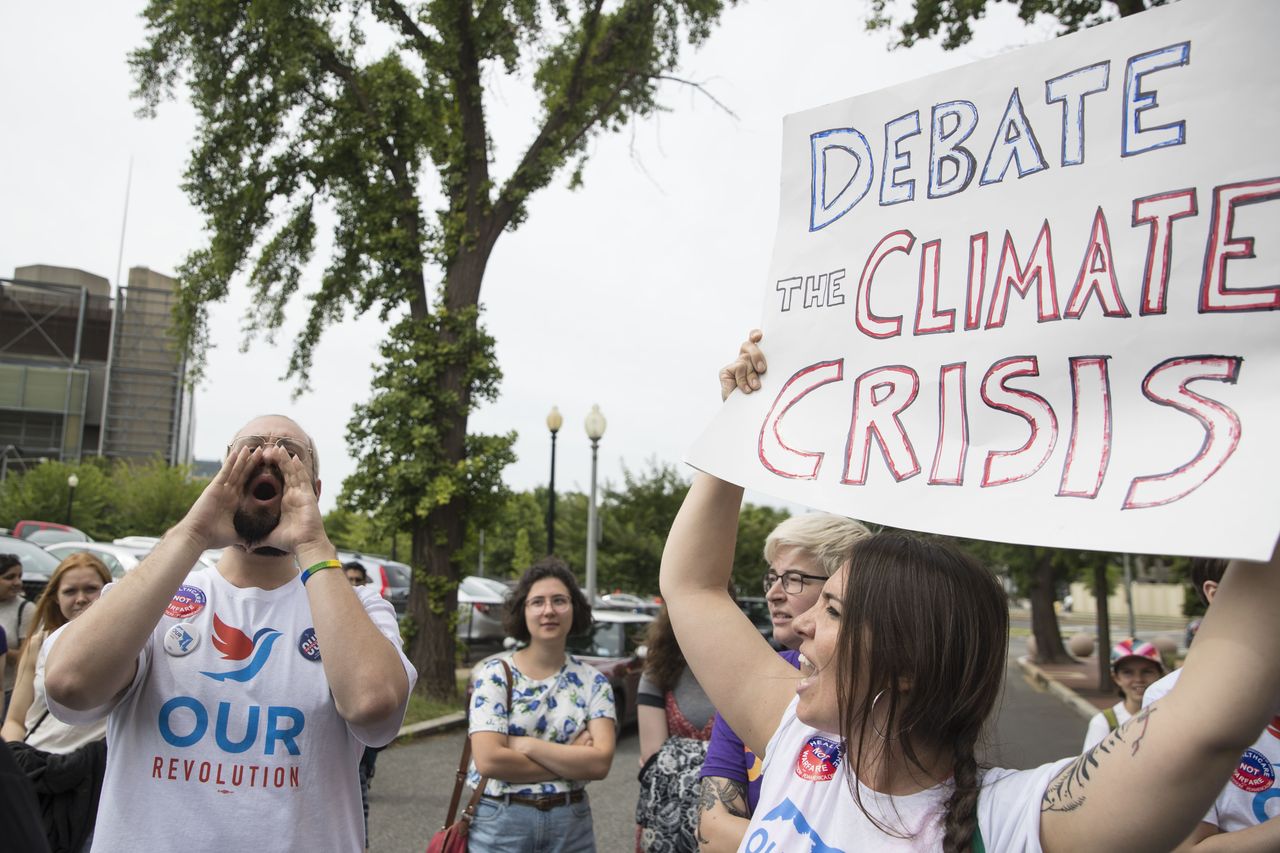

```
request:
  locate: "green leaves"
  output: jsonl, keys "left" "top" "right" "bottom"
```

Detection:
{"left": 0, "top": 458, "right": 207, "bottom": 541}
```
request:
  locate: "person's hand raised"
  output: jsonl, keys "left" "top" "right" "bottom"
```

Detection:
{"left": 182, "top": 445, "right": 257, "bottom": 550}
{"left": 718, "top": 329, "right": 768, "bottom": 401}
{"left": 260, "top": 446, "right": 329, "bottom": 556}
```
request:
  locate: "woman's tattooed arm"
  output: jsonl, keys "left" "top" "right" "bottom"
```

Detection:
{"left": 1042, "top": 705, "right": 1158, "bottom": 814}
{"left": 696, "top": 776, "right": 749, "bottom": 845}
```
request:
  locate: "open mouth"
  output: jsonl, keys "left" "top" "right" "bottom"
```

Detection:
{"left": 247, "top": 469, "right": 283, "bottom": 503}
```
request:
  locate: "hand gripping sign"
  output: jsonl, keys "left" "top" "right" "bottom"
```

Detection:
{"left": 688, "top": 0, "right": 1280, "bottom": 561}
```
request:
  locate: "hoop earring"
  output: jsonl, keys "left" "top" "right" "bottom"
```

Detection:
{"left": 870, "top": 689, "right": 892, "bottom": 740}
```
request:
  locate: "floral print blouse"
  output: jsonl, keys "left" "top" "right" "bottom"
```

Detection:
{"left": 468, "top": 653, "right": 616, "bottom": 795}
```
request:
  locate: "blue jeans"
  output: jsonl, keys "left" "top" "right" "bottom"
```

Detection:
{"left": 466, "top": 792, "right": 596, "bottom": 852}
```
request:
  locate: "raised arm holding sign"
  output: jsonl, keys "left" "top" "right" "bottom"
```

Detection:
{"left": 688, "top": 0, "right": 1280, "bottom": 561}
{"left": 662, "top": 330, "right": 1280, "bottom": 853}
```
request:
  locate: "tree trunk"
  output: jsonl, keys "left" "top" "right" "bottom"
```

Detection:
{"left": 407, "top": 247, "right": 498, "bottom": 700}
{"left": 1094, "top": 562, "right": 1113, "bottom": 694}
{"left": 1029, "top": 551, "right": 1071, "bottom": 663}
{"left": 409, "top": 515, "right": 463, "bottom": 700}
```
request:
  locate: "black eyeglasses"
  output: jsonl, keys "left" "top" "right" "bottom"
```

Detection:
{"left": 762, "top": 570, "right": 827, "bottom": 595}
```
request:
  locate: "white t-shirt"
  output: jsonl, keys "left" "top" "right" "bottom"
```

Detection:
{"left": 47, "top": 565, "right": 415, "bottom": 853}
{"left": 1, "top": 595, "right": 34, "bottom": 692}
{"left": 1144, "top": 668, "right": 1280, "bottom": 831}
{"left": 739, "top": 698, "right": 1072, "bottom": 852}
{"left": 468, "top": 652, "right": 615, "bottom": 796}
{"left": 1082, "top": 701, "right": 1131, "bottom": 752}
{"left": 25, "top": 632, "right": 107, "bottom": 753}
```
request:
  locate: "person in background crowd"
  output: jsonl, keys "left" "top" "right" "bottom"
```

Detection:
{"left": 1081, "top": 639, "right": 1165, "bottom": 751}
{"left": 0, "top": 553, "right": 34, "bottom": 714}
{"left": 1145, "top": 558, "right": 1280, "bottom": 850}
{"left": 467, "top": 557, "right": 616, "bottom": 852}
{"left": 659, "top": 330, "right": 1280, "bottom": 852}
{"left": 2, "top": 552, "right": 111, "bottom": 853}
{"left": 344, "top": 559, "right": 378, "bottom": 853}
{"left": 0, "top": 740, "right": 51, "bottom": 853}
{"left": 635, "top": 606, "right": 715, "bottom": 852}
{"left": 43, "top": 415, "right": 415, "bottom": 853}
{"left": 696, "top": 512, "right": 869, "bottom": 852}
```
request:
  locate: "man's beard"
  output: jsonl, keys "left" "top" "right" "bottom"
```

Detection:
{"left": 233, "top": 504, "right": 283, "bottom": 555}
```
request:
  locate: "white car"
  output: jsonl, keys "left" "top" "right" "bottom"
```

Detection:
{"left": 44, "top": 541, "right": 147, "bottom": 579}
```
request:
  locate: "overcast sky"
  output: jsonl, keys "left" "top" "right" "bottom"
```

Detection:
{"left": 0, "top": 1, "right": 1051, "bottom": 515}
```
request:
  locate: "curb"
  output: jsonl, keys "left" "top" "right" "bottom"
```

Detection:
{"left": 1016, "top": 656, "right": 1098, "bottom": 722}
{"left": 394, "top": 710, "right": 468, "bottom": 743}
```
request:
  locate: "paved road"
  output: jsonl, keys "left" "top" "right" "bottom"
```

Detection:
{"left": 367, "top": 639, "right": 1087, "bottom": 851}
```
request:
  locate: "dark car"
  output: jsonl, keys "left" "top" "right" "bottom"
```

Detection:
{"left": 339, "top": 551, "right": 410, "bottom": 617}
{"left": 472, "top": 609, "right": 654, "bottom": 730}
{"left": 0, "top": 534, "right": 64, "bottom": 600}
{"left": 737, "top": 596, "right": 783, "bottom": 649}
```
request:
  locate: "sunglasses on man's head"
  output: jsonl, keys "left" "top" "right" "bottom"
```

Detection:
{"left": 226, "top": 435, "right": 311, "bottom": 461}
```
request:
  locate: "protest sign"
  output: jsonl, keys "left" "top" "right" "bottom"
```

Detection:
{"left": 687, "top": 0, "right": 1280, "bottom": 560}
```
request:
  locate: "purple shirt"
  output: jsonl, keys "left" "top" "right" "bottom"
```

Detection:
{"left": 699, "top": 649, "right": 801, "bottom": 813}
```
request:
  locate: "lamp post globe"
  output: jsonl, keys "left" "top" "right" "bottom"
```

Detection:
{"left": 546, "top": 406, "right": 563, "bottom": 555}
{"left": 583, "top": 405, "right": 606, "bottom": 604}
{"left": 66, "top": 472, "right": 80, "bottom": 526}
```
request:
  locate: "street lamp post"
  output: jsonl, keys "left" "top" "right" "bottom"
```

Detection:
{"left": 583, "top": 404, "right": 606, "bottom": 605}
{"left": 546, "top": 406, "right": 563, "bottom": 555}
{"left": 66, "top": 473, "right": 80, "bottom": 526}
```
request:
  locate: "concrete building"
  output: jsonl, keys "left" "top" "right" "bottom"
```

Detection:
{"left": 0, "top": 264, "right": 195, "bottom": 471}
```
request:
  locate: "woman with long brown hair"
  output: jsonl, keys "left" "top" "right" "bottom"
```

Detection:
{"left": 659, "top": 330, "right": 1280, "bottom": 852}
{"left": 1, "top": 551, "right": 111, "bottom": 853}
{"left": 634, "top": 605, "right": 715, "bottom": 852}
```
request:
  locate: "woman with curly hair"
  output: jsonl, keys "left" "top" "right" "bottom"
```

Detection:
{"left": 634, "top": 606, "right": 715, "bottom": 853}
{"left": 466, "top": 557, "right": 617, "bottom": 852}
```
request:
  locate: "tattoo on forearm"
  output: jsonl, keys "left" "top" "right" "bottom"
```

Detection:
{"left": 1041, "top": 706, "right": 1158, "bottom": 814}
{"left": 696, "top": 777, "right": 749, "bottom": 844}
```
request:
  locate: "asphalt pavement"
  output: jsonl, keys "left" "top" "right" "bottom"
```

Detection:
{"left": 365, "top": 638, "right": 1087, "bottom": 851}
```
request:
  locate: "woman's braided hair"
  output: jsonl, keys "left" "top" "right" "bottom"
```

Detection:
{"left": 942, "top": 733, "right": 982, "bottom": 852}
{"left": 835, "top": 533, "right": 1006, "bottom": 848}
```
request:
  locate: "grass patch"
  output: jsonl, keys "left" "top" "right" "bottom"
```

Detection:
{"left": 1010, "top": 626, "right": 1031, "bottom": 638}
{"left": 403, "top": 676, "right": 470, "bottom": 726}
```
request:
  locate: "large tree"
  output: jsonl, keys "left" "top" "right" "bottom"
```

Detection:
{"left": 867, "top": 0, "right": 1160, "bottom": 50}
{"left": 132, "top": 0, "right": 731, "bottom": 698}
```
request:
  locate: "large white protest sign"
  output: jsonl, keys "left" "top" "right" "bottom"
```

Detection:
{"left": 688, "top": 0, "right": 1280, "bottom": 560}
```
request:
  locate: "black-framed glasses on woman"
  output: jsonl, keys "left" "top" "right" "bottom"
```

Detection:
{"left": 762, "top": 570, "right": 828, "bottom": 595}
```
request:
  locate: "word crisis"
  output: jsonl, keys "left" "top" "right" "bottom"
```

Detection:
{"left": 757, "top": 352, "right": 1242, "bottom": 510}
{"left": 777, "top": 177, "right": 1280, "bottom": 326}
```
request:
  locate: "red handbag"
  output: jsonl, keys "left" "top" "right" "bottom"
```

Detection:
{"left": 426, "top": 659, "right": 512, "bottom": 853}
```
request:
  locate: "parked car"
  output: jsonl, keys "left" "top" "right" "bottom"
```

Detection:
{"left": 736, "top": 596, "right": 782, "bottom": 649}
{"left": 338, "top": 551, "right": 410, "bottom": 617}
{"left": 472, "top": 608, "right": 653, "bottom": 729}
{"left": 0, "top": 534, "right": 64, "bottom": 600}
{"left": 44, "top": 541, "right": 147, "bottom": 579}
{"left": 11, "top": 520, "right": 88, "bottom": 542}
{"left": 598, "top": 592, "right": 662, "bottom": 615}
{"left": 458, "top": 575, "right": 511, "bottom": 645}
{"left": 566, "top": 609, "right": 653, "bottom": 729}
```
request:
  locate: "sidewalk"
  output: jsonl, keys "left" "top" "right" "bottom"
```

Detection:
{"left": 1017, "top": 654, "right": 1120, "bottom": 721}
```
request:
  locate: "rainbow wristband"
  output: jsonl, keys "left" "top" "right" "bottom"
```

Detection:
{"left": 300, "top": 559, "right": 343, "bottom": 585}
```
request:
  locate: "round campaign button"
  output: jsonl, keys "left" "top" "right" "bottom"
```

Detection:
{"left": 1231, "top": 748, "right": 1275, "bottom": 793}
{"left": 298, "top": 627, "right": 321, "bottom": 662}
{"left": 163, "top": 622, "right": 201, "bottom": 657}
{"left": 794, "top": 736, "right": 842, "bottom": 782}
{"left": 165, "top": 585, "right": 206, "bottom": 619}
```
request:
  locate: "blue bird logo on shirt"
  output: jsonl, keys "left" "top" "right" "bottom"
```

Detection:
{"left": 199, "top": 614, "right": 282, "bottom": 683}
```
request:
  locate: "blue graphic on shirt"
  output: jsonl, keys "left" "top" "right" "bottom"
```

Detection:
{"left": 748, "top": 797, "right": 847, "bottom": 853}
